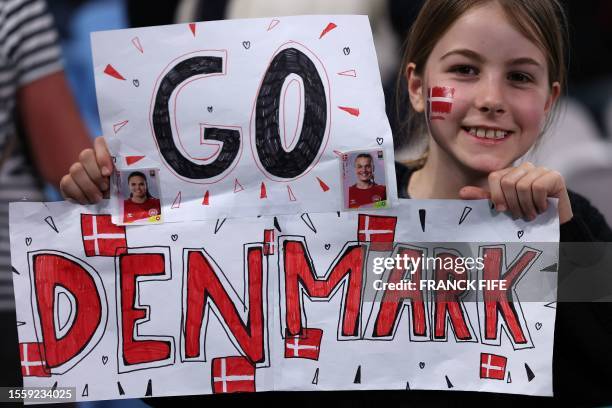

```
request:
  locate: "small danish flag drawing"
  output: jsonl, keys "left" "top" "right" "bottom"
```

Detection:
{"left": 284, "top": 328, "right": 323, "bottom": 360}
{"left": 211, "top": 356, "right": 256, "bottom": 393}
{"left": 480, "top": 352, "right": 507, "bottom": 380}
{"left": 357, "top": 214, "right": 397, "bottom": 251}
{"left": 20, "top": 342, "right": 50, "bottom": 377}
{"left": 81, "top": 214, "right": 127, "bottom": 257}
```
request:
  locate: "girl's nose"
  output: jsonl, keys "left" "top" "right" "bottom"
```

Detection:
{"left": 475, "top": 78, "right": 506, "bottom": 115}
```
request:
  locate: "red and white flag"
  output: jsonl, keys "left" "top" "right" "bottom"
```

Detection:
{"left": 357, "top": 214, "right": 397, "bottom": 251}
{"left": 211, "top": 356, "right": 255, "bottom": 393}
{"left": 428, "top": 86, "right": 455, "bottom": 120}
{"left": 20, "top": 342, "right": 50, "bottom": 377}
{"left": 263, "top": 229, "right": 275, "bottom": 255}
{"left": 81, "top": 214, "right": 127, "bottom": 257}
{"left": 480, "top": 352, "right": 507, "bottom": 380}
{"left": 284, "top": 328, "right": 323, "bottom": 360}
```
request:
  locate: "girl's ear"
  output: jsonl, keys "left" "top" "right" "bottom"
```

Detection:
{"left": 406, "top": 63, "right": 425, "bottom": 113}
{"left": 544, "top": 81, "right": 561, "bottom": 114}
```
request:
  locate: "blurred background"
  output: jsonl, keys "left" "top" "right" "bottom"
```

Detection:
{"left": 4, "top": 0, "right": 612, "bottom": 407}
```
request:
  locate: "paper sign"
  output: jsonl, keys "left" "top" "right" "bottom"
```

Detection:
{"left": 91, "top": 15, "right": 397, "bottom": 222}
{"left": 10, "top": 199, "right": 559, "bottom": 402}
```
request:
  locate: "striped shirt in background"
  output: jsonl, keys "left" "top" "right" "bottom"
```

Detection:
{"left": 0, "top": 0, "right": 63, "bottom": 311}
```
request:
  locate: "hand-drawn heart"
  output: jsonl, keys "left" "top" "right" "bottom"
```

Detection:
{"left": 207, "top": 106, "right": 213, "bottom": 113}
{"left": 324, "top": 244, "right": 331, "bottom": 250}
{"left": 25, "top": 237, "right": 32, "bottom": 246}
{"left": 376, "top": 137, "right": 383, "bottom": 145}
{"left": 517, "top": 230, "right": 524, "bottom": 239}
{"left": 132, "top": 79, "right": 140, "bottom": 87}
{"left": 419, "top": 362, "right": 425, "bottom": 369}
{"left": 102, "top": 356, "right": 108, "bottom": 365}
{"left": 535, "top": 322, "right": 542, "bottom": 330}
{"left": 242, "top": 41, "right": 251, "bottom": 49}
{"left": 171, "top": 234, "right": 178, "bottom": 241}
{"left": 343, "top": 47, "right": 350, "bottom": 55}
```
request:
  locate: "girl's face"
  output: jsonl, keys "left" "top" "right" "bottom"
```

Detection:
{"left": 408, "top": 2, "right": 560, "bottom": 174}
{"left": 129, "top": 176, "right": 147, "bottom": 200}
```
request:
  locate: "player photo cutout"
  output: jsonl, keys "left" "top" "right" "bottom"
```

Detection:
{"left": 113, "top": 169, "right": 162, "bottom": 225}
{"left": 342, "top": 150, "right": 388, "bottom": 210}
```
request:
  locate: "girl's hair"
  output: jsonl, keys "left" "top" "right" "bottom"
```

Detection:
{"left": 395, "top": 0, "right": 569, "bottom": 167}
{"left": 127, "top": 171, "right": 152, "bottom": 199}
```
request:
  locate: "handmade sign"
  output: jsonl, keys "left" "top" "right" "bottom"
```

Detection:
{"left": 91, "top": 15, "right": 397, "bottom": 223}
{"left": 9, "top": 199, "right": 559, "bottom": 403}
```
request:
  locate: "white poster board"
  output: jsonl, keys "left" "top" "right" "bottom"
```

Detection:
{"left": 9, "top": 199, "right": 559, "bottom": 402}
{"left": 91, "top": 15, "right": 397, "bottom": 223}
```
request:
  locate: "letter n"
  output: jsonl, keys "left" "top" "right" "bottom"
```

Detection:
{"left": 183, "top": 245, "right": 267, "bottom": 364}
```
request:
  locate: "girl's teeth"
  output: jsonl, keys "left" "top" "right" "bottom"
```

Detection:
{"left": 467, "top": 128, "right": 508, "bottom": 139}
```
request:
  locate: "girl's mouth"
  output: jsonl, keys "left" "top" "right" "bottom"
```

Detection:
{"left": 462, "top": 127, "right": 512, "bottom": 144}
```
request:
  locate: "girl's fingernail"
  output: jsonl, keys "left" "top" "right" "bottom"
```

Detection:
{"left": 497, "top": 204, "right": 506, "bottom": 212}
{"left": 101, "top": 167, "right": 110, "bottom": 176}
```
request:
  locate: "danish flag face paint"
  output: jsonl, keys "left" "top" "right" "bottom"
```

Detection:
{"left": 427, "top": 86, "right": 455, "bottom": 121}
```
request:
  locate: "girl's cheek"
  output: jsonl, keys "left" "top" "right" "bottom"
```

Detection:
{"left": 509, "top": 93, "right": 548, "bottom": 134}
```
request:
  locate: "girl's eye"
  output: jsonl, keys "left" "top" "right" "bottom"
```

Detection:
{"left": 508, "top": 72, "right": 533, "bottom": 83}
{"left": 450, "top": 65, "right": 479, "bottom": 76}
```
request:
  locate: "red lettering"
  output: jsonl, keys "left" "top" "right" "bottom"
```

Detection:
{"left": 284, "top": 241, "right": 364, "bottom": 337}
{"left": 373, "top": 248, "right": 427, "bottom": 338}
{"left": 482, "top": 247, "right": 538, "bottom": 344}
{"left": 184, "top": 247, "right": 265, "bottom": 363}
{"left": 433, "top": 252, "right": 472, "bottom": 340}
{"left": 32, "top": 253, "right": 103, "bottom": 370}
{"left": 119, "top": 253, "right": 171, "bottom": 365}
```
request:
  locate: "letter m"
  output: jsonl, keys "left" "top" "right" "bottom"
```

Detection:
{"left": 280, "top": 238, "right": 365, "bottom": 339}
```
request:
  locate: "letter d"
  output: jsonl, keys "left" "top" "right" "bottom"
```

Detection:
{"left": 30, "top": 251, "right": 107, "bottom": 374}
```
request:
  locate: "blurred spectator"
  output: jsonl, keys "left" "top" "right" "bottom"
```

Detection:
{"left": 0, "top": 0, "right": 91, "bottom": 389}
{"left": 561, "top": 0, "right": 612, "bottom": 137}
{"left": 49, "top": 0, "right": 128, "bottom": 137}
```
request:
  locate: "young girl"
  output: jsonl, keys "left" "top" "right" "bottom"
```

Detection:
{"left": 61, "top": 0, "right": 611, "bottom": 404}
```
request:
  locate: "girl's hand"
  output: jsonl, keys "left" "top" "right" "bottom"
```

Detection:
{"left": 60, "top": 137, "right": 113, "bottom": 204}
{"left": 459, "top": 162, "right": 573, "bottom": 224}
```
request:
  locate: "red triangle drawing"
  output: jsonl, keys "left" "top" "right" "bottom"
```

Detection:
{"left": 103, "top": 64, "right": 125, "bottom": 80}
{"left": 260, "top": 182, "right": 267, "bottom": 199}
{"left": 319, "top": 22, "right": 337, "bottom": 39}
{"left": 202, "top": 190, "right": 210, "bottom": 205}
{"left": 113, "top": 120, "right": 129, "bottom": 134}
{"left": 131, "top": 37, "right": 143, "bottom": 53}
{"left": 338, "top": 106, "right": 360, "bottom": 117}
{"left": 337, "top": 69, "right": 357, "bottom": 77}
{"left": 234, "top": 178, "right": 244, "bottom": 193}
{"left": 317, "top": 177, "right": 330, "bottom": 192}
{"left": 267, "top": 19, "right": 280, "bottom": 31}
{"left": 189, "top": 23, "right": 196, "bottom": 36}
{"left": 125, "top": 156, "right": 144, "bottom": 166}
{"left": 287, "top": 185, "right": 297, "bottom": 201}
{"left": 171, "top": 191, "right": 181, "bottom": 209}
